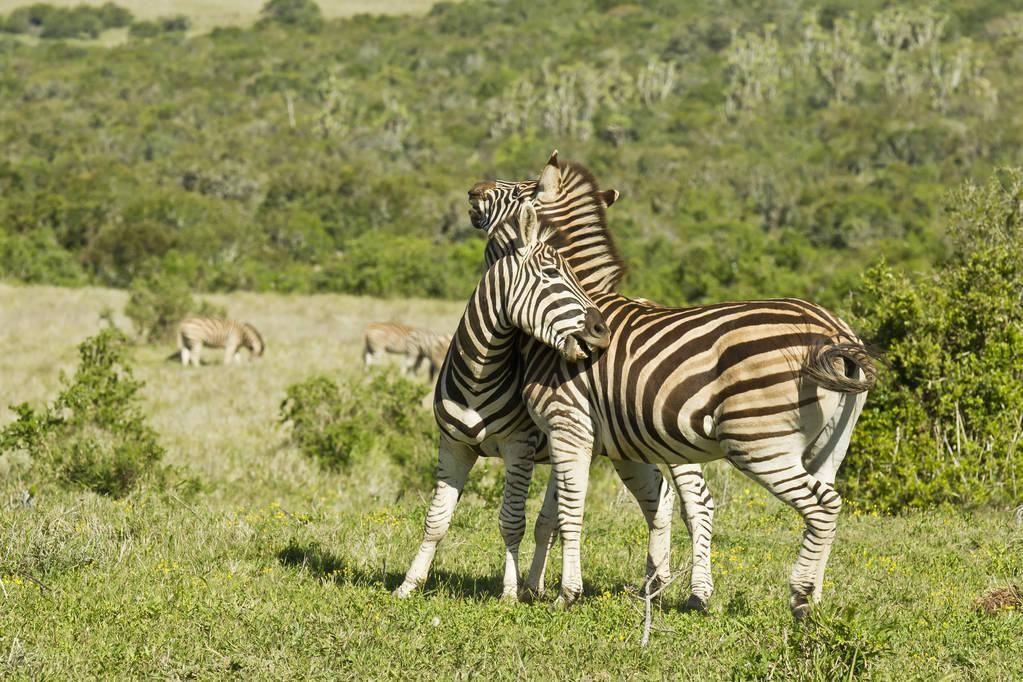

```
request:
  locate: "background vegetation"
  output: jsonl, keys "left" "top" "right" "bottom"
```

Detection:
{"left": 1, "top": 0, "right": 1021, "bottom": 305}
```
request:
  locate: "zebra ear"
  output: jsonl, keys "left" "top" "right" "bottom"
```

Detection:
{"left": 535, "top": 150, "right": 561, "bottom": 203}
{"left": 600, "top": 189, "right": 620, "bottom": 207}
{"left": 517, "top": 201, "right": 542, "bottom": 248}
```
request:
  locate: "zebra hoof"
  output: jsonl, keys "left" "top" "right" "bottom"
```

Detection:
{"left": 684, "top": 594, "right": 709, "bottom": 613}
{"left": 519, "top": 586, "right": 544, "bottom": 604}
{"left": 791, "top": 594, "right": 812, "bottom": 620}
{"left": 392, "top": 581, "right": 418, "bottom": 599}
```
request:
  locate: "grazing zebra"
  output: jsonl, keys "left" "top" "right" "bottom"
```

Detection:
{"left": 363, "top": 323, "right": 452, "bottom": 380}
{"left": 177, "top": 316, "right": 264, "bottom": 366}
{"left": 493, "top": 198, "right": 879, "bottom": 618}
{"left": 395, "top": 164, "right": 679, "bottom": 602}
{"left": 406, "top": 329, "right": 453, "bottom": 381}
{"left": 467, "top": 152, "right": 716, "bottom": 608}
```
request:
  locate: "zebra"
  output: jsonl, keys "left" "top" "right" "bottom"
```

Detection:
{"left": 395, "top": 163, "right": 680, "bottom": 602}
{"left": 406, "top": 329, "right": 453, "bottom": 382}
{"left": 491, "top": 198, "right": 879, "bottom": 618}
{"left": 177, "top": 316, "right": 264, "bottom": 366}
{"left": 466, "top": 152, "right": 716, "bottom": 608}
{"left": 363, "top": 323, "right": 452, "bottom": 380}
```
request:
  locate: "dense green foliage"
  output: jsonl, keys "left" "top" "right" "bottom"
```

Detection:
{"left": 846, "top": 170, "right": 1023, "bottom": 510}
{"left": 280, "top": 370, "right": 434, "bottom": 486}
{"left": 1, "top": 0, "right": 1020, "bottom": 305}
{"left": 258, "top": 0, "right": 324, "bottom": 31}
{"left": 128, "top": 15, "right": 190, "bottom": 39}
{"left": 0, "top": 330, "right": 165, "bottom": 497}
{"left": 0, "top": 3, "right": 132, "bottom": 39}
{"left": 124, "top": 270, "right": 226, "bottom": 342}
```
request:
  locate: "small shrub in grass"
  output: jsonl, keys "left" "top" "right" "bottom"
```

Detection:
{"left": 280, "top": 371, "right": 434, "bottom": 488}
{"left": 124, "top": 270, "right": 226, "bottom": 343}
{"left": 0, "top": 330, "right": 164, "bottom": 497}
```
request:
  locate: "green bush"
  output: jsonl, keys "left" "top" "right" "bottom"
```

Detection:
{"left": 846, "top": 170, "right": 1023, "bottom": 511}
{"left": 280, "top": 371, "right": 434, "bottom": 487}
{"left": 0, "top": 229, "right": 85, "bottom": 285}
{"left": 124, "top": 270, "right": 226, "bottom": 343}
{"left": 1, "top": 3, "right": 133, "bottom": 39}
{"left": 129, "top": 15, "right": 189, "bottom": 39}
{"left": 0, "top": 330, "right": 165, "bottom": 497}
{"left": 258, "top": 0, "right": 323, "bottom": 31}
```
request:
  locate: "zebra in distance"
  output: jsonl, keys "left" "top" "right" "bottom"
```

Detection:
{"left": 395, "top": 165, "right": 680, "bottom": 601}
{"left": 407, "top": 329, "right": 453, "bottom": 381}
{"left": 362, "top": 323, "right": 452, "bottom": 380}
{"left": 177, "top": 316, "right": 264, "bottom": 367}
{"left": 493, "top": 198, "right": 880, "bottom": 617}
{"left": 464, "top": 152, "right": 716, "bottom": 607}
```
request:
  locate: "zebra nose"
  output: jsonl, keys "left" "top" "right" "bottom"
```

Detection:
{"left": 583, "top": 308, "right": 611, "bottom": 349}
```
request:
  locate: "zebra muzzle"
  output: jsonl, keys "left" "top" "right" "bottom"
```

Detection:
{"left": 561, "top": 309, "right": 611, "bottom": 361}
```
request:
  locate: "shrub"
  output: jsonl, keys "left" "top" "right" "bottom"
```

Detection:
{"left": 846, "top": 170, "right": 1023, "bottom": 510}
{"left": 1, "top": 3, "right": 133, "bottom": 39}
{"left": 259, "top": 0, "right": 323, "bottom": 31}
{"left": 124, "top": 270, "right": 226, "bottom": 343}
{"left": 280, "top": 371, "right": 434, "bottom": 487}
{"left": 0, "top": 330, "right": 165, "bottom": 497}
{"left": 128, "top": 15, "right": 189, "bottom": 39}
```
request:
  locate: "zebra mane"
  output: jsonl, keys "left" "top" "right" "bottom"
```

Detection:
{"left": 537, "top": 159, "right": 627, "bottom": 295}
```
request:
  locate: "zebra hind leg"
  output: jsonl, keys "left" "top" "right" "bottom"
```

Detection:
{"left": 394, "top": 438, "right": 478, "bottom": 598}
{"left": 497, "top": 442, "right": 536, "bottom": 600}
{"left": 667, "top": 463, "right": 715, "bottom": 611}
{"left": 548, "top": 426, "right": 596, "bottom": 608}
{"left": 611, "top": 460, "right": 674, "bottom": 597}
{"left": 726, "top": 446, "right": 842, "bottom": 619}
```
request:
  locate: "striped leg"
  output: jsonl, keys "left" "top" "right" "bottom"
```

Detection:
{"left": 189, "top": 342, "right": 202, "bottom": 367}
{"left": 498, "top": 442, "right": 536, "bottom": 600}
{"left": 394, "top": 438, "right": 477, "bottom": 598}
{"left": 802, "top": 392, "right": 865, "bottom": 600}
{"left": 667, "top": 463, "right": 715, "bottom": 610}
{"left": 522, "top": 472, "right": 559, "bottom": 601}
{"left": 549, "top": 426, "right": 595, "bottom": 606}
{"left": 223, "top": 341, "right": 238, "bottom": 365}
{"left": 180, "top": 347, "right": 190, "bottom": 366}
{"left": 611, "top": 460, "right": 674, "bottom": 594}
{"left": 727, "top": 447, "right": 842, "bottom": 619}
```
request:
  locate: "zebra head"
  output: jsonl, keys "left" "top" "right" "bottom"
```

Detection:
{"left": 504, "top": 201, "right": 611, "bottom": 362}
{"left": 467, "top": 151, "right": 621, "bottom": 234}
{"left": 243, "top": 324, "right": 265, "bottom": 358}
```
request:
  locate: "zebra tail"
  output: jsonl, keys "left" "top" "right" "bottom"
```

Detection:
{"left": 802, "top": 337, "right": 885, "bottom": 394}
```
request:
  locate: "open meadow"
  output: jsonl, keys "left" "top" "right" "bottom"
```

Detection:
{"left": 1, "top": 283, "right": 1020, "bottom": 679}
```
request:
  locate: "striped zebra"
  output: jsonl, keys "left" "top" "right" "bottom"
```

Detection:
{"left": 493, "top": 197, "right": 879, "bottom": 618}
{"left": 467, "top": 153, "right": 716, "bottom": 608}
{"left": 407, "top": 329, "right": 453, "bottom": 381}
{"left": 395, "top": 164, "right": 680, "bottom": 602}
{"left": 177, "top": 316, "right": 264, "bottom": 366}
{"left": 363, "top": 323, "right": 452, "bottom": 380}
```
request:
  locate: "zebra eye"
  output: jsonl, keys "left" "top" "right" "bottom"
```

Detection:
{"left": 541, "top": 267, "right": 560, "bottom": 278}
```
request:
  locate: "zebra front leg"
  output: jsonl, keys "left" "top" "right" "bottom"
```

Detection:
{"left": 394, "top": 438, "right": 478, "bottom": 598}
{"left": 522, "top": 471, "right": 559, "bottom": 601}
{"left": 549, "top": 427, "right": 595, "bottom": 607}
{"left": 190, "top": 342, "right": 203, "bottom": 367}
{"left": 498, "top": 444, "right": 536, "bottom": 600}
{"left": 180, "top": 347, "right": 190, "bottom": 366}
{"left": 223, "top": 341, "right": 239, "bottom": 366}
{"left": 667, "top": 463, "right": 715, "bottom": 611}
{"left": 727, "top": 449, "right": 842, "bottom": 619}
{"left": 611, "top": 460, "right": 674, "bottom": 596}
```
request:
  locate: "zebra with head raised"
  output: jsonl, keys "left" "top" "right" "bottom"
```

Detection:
{"left": 177, "top": 316, "right": 264, "bottom": 366}
{"left": 492, "top": 193, "right": 879, "bottom": 618}
{"left": 395, "top": 160, "right": 679, "bottom": 602}
{"left": 465, "top": 152, "right": 717, "bottom": 608}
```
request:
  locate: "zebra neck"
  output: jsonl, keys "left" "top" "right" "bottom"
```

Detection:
{"left": 447, "top": 263, "right": 519, "bottom": 386}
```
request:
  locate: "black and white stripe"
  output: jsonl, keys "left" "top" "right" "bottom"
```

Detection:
{"left": 177, "top": 316, "right": 264, "bottom": 366}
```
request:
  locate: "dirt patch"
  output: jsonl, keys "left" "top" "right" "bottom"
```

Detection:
{"left": 975, "top": 585, "right": 1023, "bottom": 614}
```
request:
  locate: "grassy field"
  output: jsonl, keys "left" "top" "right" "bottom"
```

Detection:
{"left": 0, "top": 0, "right": 452, "bottom": 41}
{"left": 1, "top": 283, "right": 1021, "bottom": 679}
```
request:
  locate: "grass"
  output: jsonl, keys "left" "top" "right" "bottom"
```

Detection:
{"left": 0, "top": 0, "right": 454, "bottom": 44}
{"left": 1, "top": 282, "right": 1021, "bottom": 679}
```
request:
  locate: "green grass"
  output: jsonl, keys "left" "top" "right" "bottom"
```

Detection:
{"left": 1, "top": 283, "right": 1021, "bottom": 679}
